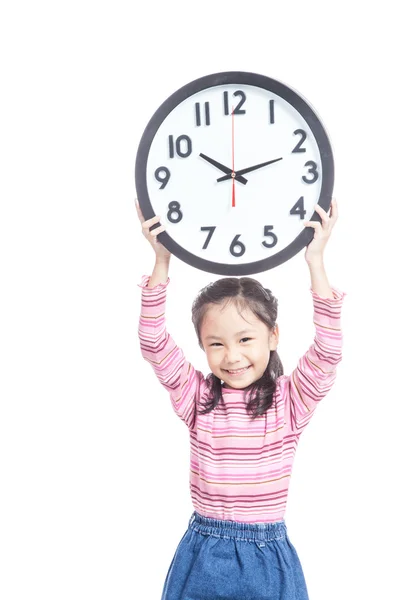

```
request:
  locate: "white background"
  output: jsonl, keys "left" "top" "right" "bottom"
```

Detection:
{"left": 0, "top": 1, "right": 399, "bottom": 599}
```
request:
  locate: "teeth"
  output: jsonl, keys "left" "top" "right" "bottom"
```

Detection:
{"left": 227, "top": 366, "right": 249, "bottom": 374}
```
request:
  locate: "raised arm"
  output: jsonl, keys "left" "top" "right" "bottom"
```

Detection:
{"left": 283, "top": 199, "right": 345, "bottom": 433}
{"left": 303, "top": 199, "right": 339, "bottom": 299}
{"left": 135, "top": 198, "right": 171, "bottom": 288}
{"left": 136, "top": 200, "right": 203, "bottom": 430}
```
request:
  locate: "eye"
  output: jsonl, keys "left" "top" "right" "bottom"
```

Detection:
{"left": 240, "top": 337, "right": 252, "bottom": 343}
{"left": 210, "top": 342, "right": 222, "bottom": 347}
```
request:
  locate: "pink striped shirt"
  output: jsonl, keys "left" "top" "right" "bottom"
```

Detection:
{"left": 139, "top": 276, "right": 345, "bottom": 523}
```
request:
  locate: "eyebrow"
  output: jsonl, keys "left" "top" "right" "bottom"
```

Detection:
{"left": 204, "top": 329, "right": 257, "bottom": 341}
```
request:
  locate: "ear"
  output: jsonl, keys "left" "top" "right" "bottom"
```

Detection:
{"left": 269, "top": 324, "right": 279, "bottom": 350}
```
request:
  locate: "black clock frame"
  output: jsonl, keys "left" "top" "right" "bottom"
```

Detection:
{"left": 135, "top": 71, "right": 334, "bottom": 276}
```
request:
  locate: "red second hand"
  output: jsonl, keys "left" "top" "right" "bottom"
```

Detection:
{"left": 231, "top": 106, "right": 235, "bottom": 208}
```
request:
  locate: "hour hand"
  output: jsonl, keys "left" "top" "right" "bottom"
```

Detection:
{"left": 216, "top": 158, "right": 283, "bottom": 182}
{"left": 199, "top": 153, "right": 248, "bottom": 185}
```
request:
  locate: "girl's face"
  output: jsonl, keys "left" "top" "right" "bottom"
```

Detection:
{"left": 200, "top": 300, "right": 279, "bottom": 389}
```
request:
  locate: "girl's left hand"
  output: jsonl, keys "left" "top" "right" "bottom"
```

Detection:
{"left": 304, "top": 198, "right": 338, "bottom": 264}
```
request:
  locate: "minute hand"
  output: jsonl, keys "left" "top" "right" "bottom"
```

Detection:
{"left": 199, "top": 153, "right": 248, "bottom": 184}
{"left": 216, "top": 157, "right": 283, "bottom": 182}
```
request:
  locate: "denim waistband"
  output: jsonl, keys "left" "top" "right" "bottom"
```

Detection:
{"left": 188, "top": 512, "right": 287, "bottom": 542}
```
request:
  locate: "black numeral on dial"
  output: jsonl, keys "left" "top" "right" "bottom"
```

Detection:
{"left": 195, "top": 102, "right": 211, "bottom": 126}
{"left": 154, "top": 167, "right": 171, "bottom": 189}
{"left": 200, "top": 228, "right": 280, "bottom": 256}
{"left": 292, "top": 129, "right": 307, "bottom": 153}
{"left": 262, "top": 226, "right": 278, "bottom": 248}
{"left": 223, "top": 91, "right": 246, "bottom": 115}
{"left": 269, "top": 99, "right": 275, "bottom": 124}
{"left": 168, "top": 135, "right": 192, "bottom": 158}
{"left": 167, "top": 201, "right": 183, "bottom": 223}
{"left": 200, "top": 226, "right": 216, "bottom": 249}
{"left": 229, "top": 234, "right": 246, "bottom": 257}
{"left": 302, "top": 161, "right": 319, "bottom": 184}
{"left": 290, "top": 197, "right": 306, "bottom": 219}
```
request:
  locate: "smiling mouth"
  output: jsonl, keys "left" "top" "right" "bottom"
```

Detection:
{"left": 223, "top": 366, "right": 251, "bottom": 375}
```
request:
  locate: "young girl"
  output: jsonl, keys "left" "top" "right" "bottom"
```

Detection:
{"left": 137, "top": 199, "right": 343, "bottom": 600}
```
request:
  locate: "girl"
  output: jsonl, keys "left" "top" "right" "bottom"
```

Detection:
{"left": 137, "top": 199, "right": 343, "bottom": 600}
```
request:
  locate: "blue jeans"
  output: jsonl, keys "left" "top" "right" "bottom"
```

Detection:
{"left": 161, "top": 512, "right": 309, "bottom": 600}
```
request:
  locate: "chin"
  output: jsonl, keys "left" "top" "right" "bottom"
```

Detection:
{"left": 227, "top": 382, "right": 249, "bottom": 390}
{"left": 222, "top": 374, "right": 260, "bottom": 390}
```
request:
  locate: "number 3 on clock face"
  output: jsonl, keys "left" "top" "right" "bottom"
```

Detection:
{"left": 135, "top": 71, "right": 334, "bottom": 275}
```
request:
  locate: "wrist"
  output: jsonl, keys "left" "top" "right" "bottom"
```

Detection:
{"left": 148, "top": 258, "right": 170, "bottom": 288}
{"left": 306, "top": 256, "right": 324, "bottom": 268}
{"left": 155, "top": 254, "right": 171, "bottom": 265}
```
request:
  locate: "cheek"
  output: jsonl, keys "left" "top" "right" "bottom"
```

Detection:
{"left": 205, "top": 350, "right": 222, "bottom": 369}
{"left": 204, "top": 349, "right": 215, "bottom": 363}
{"left": 252, "top": 347, "right": 271, "bottom": 366}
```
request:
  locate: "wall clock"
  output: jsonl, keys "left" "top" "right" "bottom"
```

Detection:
{"left": 135, "top": 71, "right": 334, "bottom": 275}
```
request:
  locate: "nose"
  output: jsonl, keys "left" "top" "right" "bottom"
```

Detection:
{"left": 224, "top": 347, "right": 241, "bottom": 365}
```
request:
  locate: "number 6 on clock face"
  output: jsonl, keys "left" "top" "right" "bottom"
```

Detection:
{"left": 135, "top": 71, "right": 334, "bottom": 275}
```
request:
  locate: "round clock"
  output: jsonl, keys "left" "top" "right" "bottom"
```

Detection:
{"left": 135, "top": 71, "right": 334, "bottom": 275}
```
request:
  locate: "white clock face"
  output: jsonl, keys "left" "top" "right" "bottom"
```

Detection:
{"left": 136, "top": 73, "right": 333, "bottom": 275}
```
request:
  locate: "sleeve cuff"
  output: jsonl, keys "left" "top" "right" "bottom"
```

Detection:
{"left": 310, "top": 286, "right": 346, "bottom": 303}
{"left": 138, "top": 274, "right": 170, "bottom": 291}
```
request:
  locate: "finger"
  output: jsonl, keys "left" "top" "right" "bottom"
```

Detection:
{"left": 303, "top": 220, "right": 322, "bottom": 231}
{"left": 330, "top": 198, "right": 339, "bottom": 221}
{"left": 135, "top": 199, "right": 145, "bottom": 222}
{"left": 142, "top": 215, "right": 162, "bottom": 230}
{"left": 314, "top": 204, "right": 330, "bottom": 225}
{"left": 150, "top": 224, "right": 166, "bottom": 237}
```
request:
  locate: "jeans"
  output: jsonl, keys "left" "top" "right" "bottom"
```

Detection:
{"left": 161, "top": 512, "right": 309, "bottom": 600}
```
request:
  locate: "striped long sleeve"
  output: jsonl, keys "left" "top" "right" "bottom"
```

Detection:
{"left": 281, "top": 287, "right": 345, "bottom": 434}
{"left": 138, "top": 276, "right": 203, "bottom": 431}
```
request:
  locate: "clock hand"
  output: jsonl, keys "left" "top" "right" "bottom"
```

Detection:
{"left": 199, "top": 153, "right": 248, "bottom": 185}
{"left": 216, "top": 158, "right": 283, "bottom": 182}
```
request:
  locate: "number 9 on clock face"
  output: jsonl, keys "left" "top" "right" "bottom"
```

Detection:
{"left": 135, "top": 71, "right": 334, "bottom": 275}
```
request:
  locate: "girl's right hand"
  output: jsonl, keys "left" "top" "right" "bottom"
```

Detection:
{"left": 135, "top": 199, "right": 171, "bottom": 261}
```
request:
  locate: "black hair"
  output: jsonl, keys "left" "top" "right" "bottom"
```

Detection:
{"left": 191, "top": 277, "right": 284, "bottom": 419}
